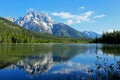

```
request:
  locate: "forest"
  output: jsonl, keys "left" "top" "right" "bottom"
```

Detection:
{"left": 93, "top": 30, "right": 120, "bottom": 44}
{"left": 0, "top": 17, "right": 88, "bottom": 43}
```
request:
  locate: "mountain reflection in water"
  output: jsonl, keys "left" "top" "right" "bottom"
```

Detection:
{"left": 0, "top": 44, "right": 120, "bottom": 80}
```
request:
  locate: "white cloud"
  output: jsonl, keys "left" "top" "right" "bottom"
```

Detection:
{"left": 65, "top": 19, "right": 73, "bottom": 25}
{"left": 51, "top": 11, "right": 94, "bottom": 25}
{"left": 80, "top": 6, "right": 85, "bottom": 10}
{"left": 106, "top": 29, "right": 116, "bottom": 33}
{"left": 93, "top": 14, "right": 105, "bottom": 18}
{"left": 51, "top": 12, "right": 74, "bottom": 19}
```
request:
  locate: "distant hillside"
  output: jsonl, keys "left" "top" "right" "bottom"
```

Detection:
{"left": 82, "top": 31, "right": 101, "bottom": 38}
{"left": 52, "top": 23, "right": 87, "bottom": 38}
{"left": 0, "top": 17, "right": 53, "bottom": 43}
{"left": 0, "top": 17, "right": 88, "bottom": 43}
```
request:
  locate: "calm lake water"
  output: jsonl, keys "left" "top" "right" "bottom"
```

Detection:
{"left": 0, "top": 44, "right": 120, "bottom": 80}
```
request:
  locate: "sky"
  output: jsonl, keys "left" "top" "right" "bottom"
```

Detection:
{"left": 0, "top": 0, "right": 120, "bottom": 33}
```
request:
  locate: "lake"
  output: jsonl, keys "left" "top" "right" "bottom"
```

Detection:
{"left": 0, "top": 44, "right": 120, "bottom": 80}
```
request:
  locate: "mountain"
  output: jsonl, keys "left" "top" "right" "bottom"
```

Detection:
{"left": 7, "top": 11, "right": 87, "bottom": 38}
{"left": 0, "top": 17, "right": 65, "bottom": 43}
{"left": 52, "top": 23, "right": 87, "bottom": 38}
{"left": 0, "top": 17, "right": 88, "bottom": 43}
{"left": 7, "top": 10, "right": 100, "bottom": 39}
{"left": 82, "top": 31, "right": 101, "bottom": 38}
{"left": 7, "top": 10, "right": 55, "bottom": 34}
{"left": 0, "top": 17, "right": 55, "bottom": 43}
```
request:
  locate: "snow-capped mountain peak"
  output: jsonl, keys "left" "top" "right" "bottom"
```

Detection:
{"left": 8, "top": 9, "right": 55, "bottom": 34}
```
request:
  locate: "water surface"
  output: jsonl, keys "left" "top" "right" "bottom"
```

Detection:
{"left": 0, "top": 44, "right": 120, "bottom": 80}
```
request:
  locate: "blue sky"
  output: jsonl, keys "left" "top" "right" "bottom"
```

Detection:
{"left": 0, "top": 0, "right": 120, "bottom": 33}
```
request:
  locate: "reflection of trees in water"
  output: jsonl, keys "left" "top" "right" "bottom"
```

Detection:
{"left": 52, "top": 44, "right": 89, "bottom": 62}
{"left": 1, "top": 44, "right": 120, "bottom": 79}
{"left": 101, "top": 44, "right": 120, "bottom": 56}
{"left": 0, "top": 44, "right": 88, "bottom": 69}
{"left": 1, "top": 44, "right": 89, "bottom": 75}
{"left": 0, "top": 44, "right": 52, "bottom": 68}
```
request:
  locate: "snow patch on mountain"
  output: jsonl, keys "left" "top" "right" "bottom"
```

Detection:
{"left": 82, "top": 31, "right": 101, "bottom": 38}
